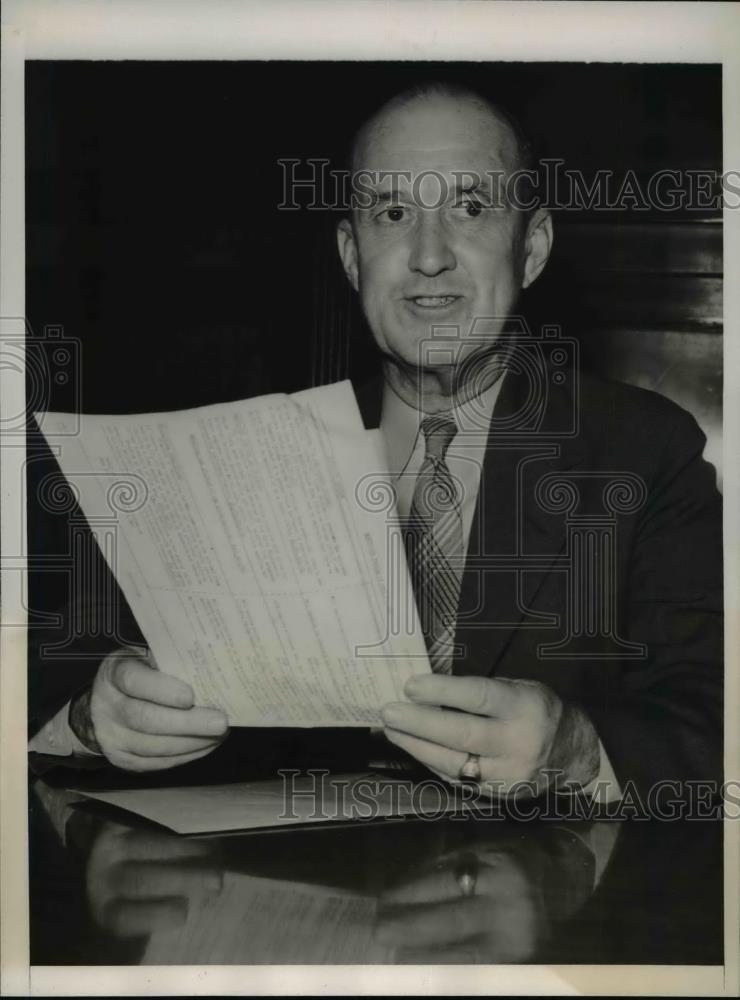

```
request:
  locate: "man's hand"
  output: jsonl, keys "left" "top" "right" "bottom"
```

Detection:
{"left": 70, "top": 647, "right": 229, "bottom": 772}
{"left": 86, "top": 819, "right": 223, "bottom": 938}
{"left": 381, "top": 674, "right": 600, "bottom": 797}
{"left": 375, "top": 828, "right": 598, "bottom": 963}
{"left": 375, "top": 842, "right": 546, "bottom": 963}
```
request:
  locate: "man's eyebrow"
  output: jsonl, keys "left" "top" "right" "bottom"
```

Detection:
{"left": 354, "top": 188, "right": 409, "bottom": 213}
{"left": 371, "top": 190, "right": 402, "bottom": 204}
{"left": 371, "top": 178, "right": 493, "bottom": 196}
{"left": 451, "top": 175, "right": 497, "bottom": 198}
{"left": 352, "top": 172, "right": 501, "bottom": 212}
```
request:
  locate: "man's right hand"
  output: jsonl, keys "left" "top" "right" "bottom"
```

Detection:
{"left": 70, "top": 647, "right": 229, "bottom": 771}
{"left": 85, "top": 818, "right": 224, "bottom": 939}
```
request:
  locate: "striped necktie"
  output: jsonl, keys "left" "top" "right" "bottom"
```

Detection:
{"left": 404, "top": 413, "right": 463, "bottom": 674}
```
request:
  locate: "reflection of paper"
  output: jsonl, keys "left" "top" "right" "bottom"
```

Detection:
{"left": 142, "top": 870, "right": 390, "bottom": 964}
{"left": 37, "top": 381, "right": 429, "bottom": 726}
{"left": 77, "top": 772, "right": 464, "bottom": 835}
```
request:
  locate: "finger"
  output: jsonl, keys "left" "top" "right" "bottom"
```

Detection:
{"left": 118, "top": 698, "right": 228, "bottom": 738}
{"left": 376, "top": 896, "right": 490, "bottom": 949}
{"left": 381, "top": 869, "right": 460, "bottom": 906}
{"left": 404, "top": 674, "right": 521, "bottom": 719}
{"left": 385, "top": 728, "right": 536, "bottom": 796}
{"left": 116, "top": 728, "right": 226, "bottom": 757}
{"left": 476, "top": 861, "right": 531, "bottom": 901}
{"left": 382, "top": 703, "right": 504, "bottom": 756}
{"left": 117, "top": 830, "right": 212, "bottom": 864}
{"left": 103, "top": 897, "right": 187, "bottom": 938}
{"left": 111, "top": 862, "right": 223, "bottom": 900}
{"left": 384, "top": 728, "right": 463, "bottom": 783}
{"left": 106, "top": 742, "right": 222, "bottom": 773}
{"left": 108, "top": 656, "right": 195, "bottom": 710}
{"left": 398, "top": 936, "right": 531, "bottom": 964}
{"left": 375, "top": 909, "right": 450, "bottom": 949}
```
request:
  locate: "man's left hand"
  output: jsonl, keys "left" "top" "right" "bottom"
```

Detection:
{"left": 382, "top": 674, "right": 600, "bottom": 797}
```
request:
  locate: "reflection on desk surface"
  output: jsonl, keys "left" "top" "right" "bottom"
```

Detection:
{"left": 30, "top": 779, "right": 723, "bottom": 966}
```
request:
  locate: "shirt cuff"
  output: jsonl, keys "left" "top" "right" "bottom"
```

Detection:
{"left": 578, "top": 740, "right": 622, "bottom": 802}
{"left": 28, "top": 699, "right": 103, "bottom": 758}
{"left": 554, "top": 739, "right": 622, "bottom": 802}
{"left": 587, "top": 740, "right": 622, "bottom": 802}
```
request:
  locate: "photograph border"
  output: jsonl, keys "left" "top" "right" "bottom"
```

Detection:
{"left": 2, "top": 1, "right": 739, "bottom": 995}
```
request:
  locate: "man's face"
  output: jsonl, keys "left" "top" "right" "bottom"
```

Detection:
{"left": 337, "top": 93, "right": 551, "bottom": 377}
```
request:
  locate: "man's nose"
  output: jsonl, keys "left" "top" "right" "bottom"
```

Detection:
{"left": 408, "top": 212, "right": 457, "bottom": 276}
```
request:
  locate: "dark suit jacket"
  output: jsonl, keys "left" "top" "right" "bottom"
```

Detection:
{"left": 28, "top": 363, "right": 723, "bottom": 796}
{"left": 355, "top": 363, "right": 723, "bottom": 797}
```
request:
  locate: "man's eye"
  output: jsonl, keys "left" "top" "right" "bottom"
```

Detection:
{"left": 380, "top": 206, "right": 406, "bottom": 222}
{"left": 458, "top": 197, "right": 484, "bottom": 217}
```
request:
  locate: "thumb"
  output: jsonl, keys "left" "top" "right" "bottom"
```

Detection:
{"left": 118, "top": 643, "right": 159, "bottom": 670}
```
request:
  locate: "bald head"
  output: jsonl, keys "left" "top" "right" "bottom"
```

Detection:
{"left": 335, "top": 79, "right": 553, "bottom": 396}
{"left": 350, "top": 82, "right": 534, "bottom": 180}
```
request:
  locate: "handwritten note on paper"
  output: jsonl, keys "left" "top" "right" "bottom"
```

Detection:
{"left": 37, "top": 381, "right": 429, "bottom": 726}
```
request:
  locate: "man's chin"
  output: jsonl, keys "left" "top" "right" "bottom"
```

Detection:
{"left": 380, "top": 324, "right": 467, "bottom": 367}
{"left": 385, "top": 331, "right": 505, "bottom": 372}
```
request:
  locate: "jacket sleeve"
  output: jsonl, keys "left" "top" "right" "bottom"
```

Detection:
{"left": 27, "top": 421, "right": 145, "bottom": 740}
{"left": 584, "top": 408, "right": 723, "bottom": 800}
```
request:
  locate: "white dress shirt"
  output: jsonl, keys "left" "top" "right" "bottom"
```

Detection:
{"left": 380, "top": 375, "right": 504, "bottom": 543}
{"left": 379, "top": 376, "right": 621, "bottom": 803}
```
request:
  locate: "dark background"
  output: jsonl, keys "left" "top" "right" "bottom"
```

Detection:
{"left": 25, "top": 60, "right": 723, "bottom": 634}
{"left": 26, "top": 60, "right": 722, "bottom": 420}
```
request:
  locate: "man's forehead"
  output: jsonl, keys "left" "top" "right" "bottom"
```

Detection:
{"left": 356, "top": 145, "right": 508, "bottom": 186}
{"left": 353, "top": 94, "right": 518, "bottom": 175}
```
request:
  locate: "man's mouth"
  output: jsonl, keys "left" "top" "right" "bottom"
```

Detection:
{"left": 407, "top": 295, "right": 460, "bottom": 308}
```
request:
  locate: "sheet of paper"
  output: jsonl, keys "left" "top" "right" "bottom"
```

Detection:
{"left": 142, "top": 869, "right": 391, "bottom": 964}
{"left": 76, "top": 772, "right": 465, "bottom": 835}
{"left": 37, "top": 381, "right": 430, "bottom": 726}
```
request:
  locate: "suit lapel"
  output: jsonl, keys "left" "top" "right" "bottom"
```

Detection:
{"left": 353, "top": 374, "right": 384, "bottom": 431}
{"left": 453, "top": 364, "right": 594, "bottom": 677}
{"left": 352, "top": 363, "right": 596, "bottom": 678}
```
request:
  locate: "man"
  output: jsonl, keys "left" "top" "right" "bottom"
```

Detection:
{"left": 30, "top": 82, "right": 722, "bottom": 804}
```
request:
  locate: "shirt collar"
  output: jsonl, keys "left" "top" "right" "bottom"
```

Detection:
{"left": 380, "top": 373, "right": 505, "bottom": 475}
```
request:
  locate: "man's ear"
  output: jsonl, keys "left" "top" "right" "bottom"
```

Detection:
{"left": 521, "top": 209, "right": 553, "bottom": 289}
{"left": 336, "top": 218, "right": 359, "bottom": 291}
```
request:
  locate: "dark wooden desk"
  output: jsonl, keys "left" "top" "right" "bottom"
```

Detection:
{"left": 29, "top": 772, "right": 722, "bottom": 966}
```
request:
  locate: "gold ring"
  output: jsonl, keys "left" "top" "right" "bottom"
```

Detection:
{"left": 458, "top": 870, "right": 477, "bottom": 897}
{"left": 459, "top": 752, "right": 481, "bottom": 783}
{"left": 454, "top": 855, "right": 479, "bottom": 897}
